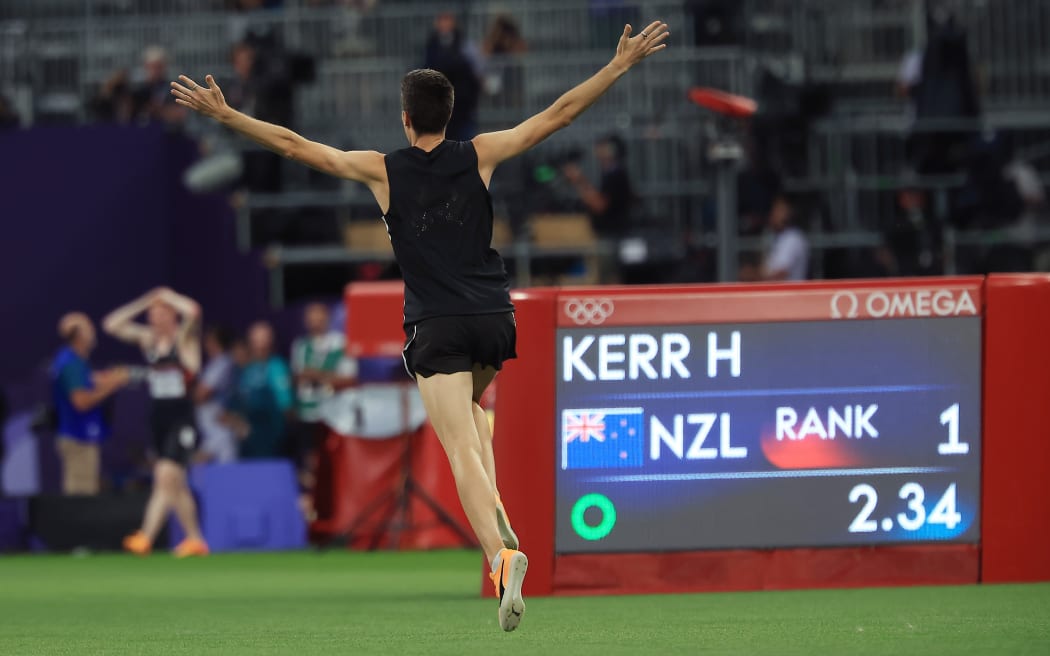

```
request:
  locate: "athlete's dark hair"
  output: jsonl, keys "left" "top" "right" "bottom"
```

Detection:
{"left": 400, "top": 69, "right": 454, "bottom": 135}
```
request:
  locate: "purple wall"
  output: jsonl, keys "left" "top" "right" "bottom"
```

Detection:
{"left": 0, "top": 125, "right": 268, "bottom": 381}
{"left": 0, "top": 125, "right": 271, "bottom": 489}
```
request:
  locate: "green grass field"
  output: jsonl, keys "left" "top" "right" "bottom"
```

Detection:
{"left": 0, "top": 550, "right": 1046, "bottom": 656}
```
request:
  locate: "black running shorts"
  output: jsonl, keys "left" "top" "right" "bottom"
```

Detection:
{"left": 150, "top": 404, "right": 199, "bottom": 467}
{"left": 403, "top": 312, "right": 517, "bottom": 379}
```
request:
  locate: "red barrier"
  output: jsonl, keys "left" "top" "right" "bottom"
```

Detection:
{"left": 553, "top": 545, "right": 980, "bottom": 595}
{"left": 310, "top": 426, "right": 474, "bottom": 550}
{"left": 343, "top": 280, "right": 406, "bottom": 358}
{"left": 981, "top": 274, "right": 1050, "bottom": 582}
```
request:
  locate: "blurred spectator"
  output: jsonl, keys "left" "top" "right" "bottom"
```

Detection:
{"left": 290, "top": 303, "right": 357, "bottom": 517}
{"left": 50, "top": 313, "right": 130, "bottom": 495}
{"left": 561, "top": 134, "right": 637, "bottom": 240}
{"left": 225, "top": 321, "right": 293, "bottom": 460}
{"left": 1005, "top": 156, "right": 1047, "bottom": 228}
{"left": 225, "top": 42, "right": 260, "bottom": 113}
{"left": 308, "top": 0, "right": 379, "bottom": 57}
{"left": 588, "top": 0, "right": 640, "bottom": 49}
{"left": 685, "top": 0, "right": 743, "bottom": 46}
{"left": 742, "top": 195, "right": 809, "bottom": 281}
{"left": 876, "top": 189, "right": 941, "bottom": 277}
{"left": 87, "top": 69, "right": 134, "bottom": 124}
{"left": 897, "top": 7, "right": 980, "bottom": 174}
{"left": 952, "top": 135, "right": 1024, "bottom": 231}
{"left": 193, "top": 326, "right": 238, "bottom": 465}
{"left": 0, "top": 92, "right": 20, "bottom": 130}
{"left": 225, "top": 40, "right": 291, "bottom": 194}
{"left": 291, "top": 303, "right": 356, "bottom": 431}
{"left": 424, "top": 11, "right": 483, "bottom": 140}
{"left": 229, "top": 0, "right": 283, "bottom": 49}
{"left": 131, "top": 46, "right": 187, "bottom": 127}
{"left": 481, "top": 14, "right": 527, "bottom": 105}
{"left": 953, "top": 135, "right": 1042, "bottom": 273}
{"left": 737, "top": 135, "right": 782, "bottom": 236}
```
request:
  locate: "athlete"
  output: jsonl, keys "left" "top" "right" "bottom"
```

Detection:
{"left": 170, "top": 20, "right": 669, "bottom": 630}
{"left": 103, "top": 287, "right": 210, "bottom": 558}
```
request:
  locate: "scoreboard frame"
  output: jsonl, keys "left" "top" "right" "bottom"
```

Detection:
{"left": 488, "top": 275, "right": 1050, "bottom": 596}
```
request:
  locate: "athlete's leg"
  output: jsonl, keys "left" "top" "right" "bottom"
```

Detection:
{"left": 416, "top": 371, "right": 504, "bottom": 563}
{"left": 471, "top": 364, "right": 499, "bottom": 491}
{"left": 139, "top": 459, "right": 182, "bottom": 542}
{"left": 170, "top": 469, "right": 204, "bottom": 542}
{"left": 471, "top": 365, "right": 519, "bottom": 550}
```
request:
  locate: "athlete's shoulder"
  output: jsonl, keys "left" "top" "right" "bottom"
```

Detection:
{"left": 450, "top": 139, "right": 479, "bottom": 158}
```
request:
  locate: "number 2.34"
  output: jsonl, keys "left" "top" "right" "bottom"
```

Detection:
{"left": 848, "top": 482, "right": 962, "bottom": 533}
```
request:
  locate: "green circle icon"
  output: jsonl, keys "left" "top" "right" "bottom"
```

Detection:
{"left": 571, "top": 493, "right": 617, "bottom": 541}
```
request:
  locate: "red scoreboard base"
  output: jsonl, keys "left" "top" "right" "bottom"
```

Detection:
{"left": 553, "top": 545, "right": 979, "bottom": 596}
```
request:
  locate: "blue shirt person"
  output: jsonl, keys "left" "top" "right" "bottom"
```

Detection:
{"left": 50, "top": 313, "right": 129, "bottom": 495}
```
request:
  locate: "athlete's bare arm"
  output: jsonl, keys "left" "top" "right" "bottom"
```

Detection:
{"left": 102, "top": 289, "right": 156, "bottom": 347}
{"left": 155, "top": 287, "right": 203, "bottom": 374}
{"left": 170, "top": 74, "right": 388, "bottom": 209}
{"left": 103, "top": 288, "right": 203, "bottom": 372}
{"left": 473, "top": 21, "right": 669, "bottom": 186}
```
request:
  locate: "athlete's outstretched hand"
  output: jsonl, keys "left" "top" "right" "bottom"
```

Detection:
{"left": 610, "top": 21, "right": 670, "bottom": 71}
{"left": 170, "top": 74, "right": 231, "bottom": 121}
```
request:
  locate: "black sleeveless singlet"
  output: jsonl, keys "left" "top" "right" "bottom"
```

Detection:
{"left": 383, "top": 140, "right": 514, "bottom": 325}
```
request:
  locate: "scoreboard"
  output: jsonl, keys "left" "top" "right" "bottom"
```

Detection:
{"left": 555, "top": 317, "right": 981, "bottom": 552}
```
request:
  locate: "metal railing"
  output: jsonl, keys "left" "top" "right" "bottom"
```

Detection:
{"left": 298, "top": 48, "right": 751, "bottom": 133}
{"left": 6, "top": 1, "right": 1050, "bottom": 116}
{"left": 743, "top": 0, "right": 1050, "bottom": 110}
{"left": 787, "top": 114, "right": 1050, "bottom": 231}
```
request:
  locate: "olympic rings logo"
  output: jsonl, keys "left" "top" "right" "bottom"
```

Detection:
{"left": 564, "top": 298, "right": 615, "bottom": 325}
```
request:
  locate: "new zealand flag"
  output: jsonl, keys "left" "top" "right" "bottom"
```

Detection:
{"left": 561, "top": 408, "right": 645, "bottom": 470}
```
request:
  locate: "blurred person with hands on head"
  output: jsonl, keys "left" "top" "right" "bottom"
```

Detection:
{"left": 104, "top": 287, "right": 208, "bottom": 557}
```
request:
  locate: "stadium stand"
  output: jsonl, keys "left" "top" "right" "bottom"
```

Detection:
{"left": 2, "top": 0, "right": 1049, "bottom": 300}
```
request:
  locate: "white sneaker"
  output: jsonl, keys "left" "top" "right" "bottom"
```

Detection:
{"left": 489, "top": 548, "right": 528, "bottom": 632}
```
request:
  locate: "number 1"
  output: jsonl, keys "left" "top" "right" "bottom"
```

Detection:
{"left": 938, "top": 403, "right": 969, "bottom": 455}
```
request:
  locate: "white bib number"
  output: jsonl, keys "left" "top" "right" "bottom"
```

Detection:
{"left": 148, "top": 369, "right": 186, "bottom": 399}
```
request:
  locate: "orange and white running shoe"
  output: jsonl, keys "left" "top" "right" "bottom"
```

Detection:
{"left": 494, "top": 492, "right": 519, "bottom": 550}
{"left": 489, "top": 548, "right": 528, "bottom": 632}
{"left": 172, "top": 537, "right": 210, "bottom": 558}
{"left": 122, "top": 531, "right": 152, "bottom": 557}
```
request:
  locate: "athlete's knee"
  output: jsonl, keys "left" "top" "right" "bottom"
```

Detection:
{"left": 444, "top": 436, "right": 483, "bottom": 472}
{"left": 154, "top": 462, "right": 183, "bottom": 493}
